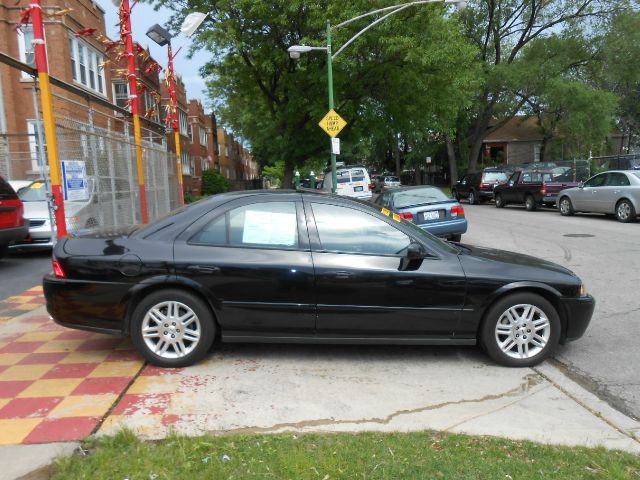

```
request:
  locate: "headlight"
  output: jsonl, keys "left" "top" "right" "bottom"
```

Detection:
{"left": 579, "top": 284, "right": 586, "bottom": 296}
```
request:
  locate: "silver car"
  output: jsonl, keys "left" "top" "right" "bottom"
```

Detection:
{"left": 558, "top": 170, "right": 640, "bottom": 223}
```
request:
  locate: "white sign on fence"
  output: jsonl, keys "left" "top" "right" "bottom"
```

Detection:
{"left": 61, "top": 160, "right": 89, "bottom": 201}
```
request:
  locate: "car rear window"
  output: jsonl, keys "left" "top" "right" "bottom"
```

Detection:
{"left": 393, "top": 188, "right": 449, "bottom": 208}
{"left": 336, "top": 170, "right": 351, "bottom": 184}
{"left": 0, "top": 177, "right": 18, "bottom": 200}
{"left": 482, "top": 172, "right": 508, "bottom": 182}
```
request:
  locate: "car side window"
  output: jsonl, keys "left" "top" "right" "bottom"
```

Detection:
{"left": 381, "top": 192, "right": 391, "bottom": 206}
{"left": 311, "top": 203, "right": 411, "bottom": 256}
{"left": 606, "top": 173, "right": 630, "bottom": 187}
{"left": 508, "top": 172, "right": 519, "bottom": 184}
{"left": 585, "top": 173, "right": 608, "bottom": 188}
{"left": 191, "top": 201, "right": 299, "bottom": 249}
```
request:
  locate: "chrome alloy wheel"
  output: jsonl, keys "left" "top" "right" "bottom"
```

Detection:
{"left": 141, "top": 301, "right": 201, "bottom": 359}
{"left": 617, "top": 202, "right": 631, "bottom": 221}
{"left": 494, "top": 304, "right": 551, "bottom": 359}
{"left": 559, "top": 198, "right": 571, "bottom": 215}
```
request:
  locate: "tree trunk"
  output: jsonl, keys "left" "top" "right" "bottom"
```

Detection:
{"left": 283, "top": 163, "right": 294, "bottom": 189}
{"left": 468, "top": 136, "right": 484, "bottom": 173}
{"left": 446, "top": 139, "right": 458, "bottom": 187}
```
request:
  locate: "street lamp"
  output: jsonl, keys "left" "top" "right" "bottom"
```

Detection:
{"left": 288, "top": 0, "right": 466, "bottom": 193}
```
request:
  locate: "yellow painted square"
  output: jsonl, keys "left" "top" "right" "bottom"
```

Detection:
{"left": 0, "top": 419, "right": 42, "bottom": 445}
{"left": 59, "top": 350, "right": 111, "bottom": 364}
{"left": 18, "top": 378, "right": 83, "bottom": 398}
{"left": 0, "top": 364, "right": 49, "bottom": 381}
{"left": 98, "top": 415, "right": 127, "bottom": 435}
{"left": 127, "top": 375, "right": 181, "bottom": 395}
{"left": 48, "top": 394, "right": 118, "bottom": 418}
{"left": 0, "top": 398, "right": 10, "bottom": 410}
{"left": 17, "top": 332, "right": 60, "bottom": 343}
{"left": 5, "top": 296, "right": 31, "bottom": 304}
{"left": 89, "top": 361, "right": 143, "bottom": 378}
{"left": 35, "top": 340, "right": 84, "bottom": 353}
{"left": 0, "top": 353, "right": 29, "bottom": 366}
{"left": 28, "top": 286, "right": 43, "bottom": 292}
{"left": 99, "top": 414, "right": 163, "bottom": 437}
{"left": 0, "top": 317, "right": 12, "bottom": 323}
{"left": 14, "top": 304, "right": 39, "bottom": 311}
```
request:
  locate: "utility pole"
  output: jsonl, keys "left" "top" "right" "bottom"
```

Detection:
{"left": 326, "top": 21, "right": 337, "bottom": 194}
{"left": 167, "top": 44, "right": 185, "bottom": 206}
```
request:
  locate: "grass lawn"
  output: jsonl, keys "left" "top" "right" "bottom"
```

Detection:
{"left": 52, "top": 430, "right": 639, "bottom": 479}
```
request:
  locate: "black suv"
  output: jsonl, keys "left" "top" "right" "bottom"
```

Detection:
{"left": 452, "top": 168, "right": 510, "bottom": 204}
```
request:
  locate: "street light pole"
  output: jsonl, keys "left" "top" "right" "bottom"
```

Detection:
{"left": 166, "top": 43, "right": 185, "bottom": 206}
{"left": 326, "top": 21, "right": 337, "bottom": 194}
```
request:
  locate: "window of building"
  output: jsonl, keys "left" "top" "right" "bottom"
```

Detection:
{"left": 178, "top": 109, "right": 187, "bottom": 136}
{"left": 69, "top": 33, "right": 105, "bottom": 95}
{"left": 27, "top": 120, "right": 45, "bottom": 171}
{"left": 188, "top": 124, "right": 193, "bottom": 143}
{"left": 181, "top": 151, "right": 190, "bottom": 175}
{"left": 534, "top": 144, "right": 542, "bottom": 162}
{"left": 112, "top": 81, "right": 129, "bottom": 110}
{"left": 199, "top": 125, "right": 207, "bottom": 146}
{"left": 201, "top": 157, "right": 208, "bottom": 172}
{"left": 17, "top": 25, "right": 36, "bottom": 79}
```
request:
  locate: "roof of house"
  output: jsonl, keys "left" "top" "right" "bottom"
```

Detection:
{"left": 484, "top": 116, "right": 543, "bottom": 143}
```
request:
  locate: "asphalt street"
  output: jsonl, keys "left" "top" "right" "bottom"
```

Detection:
{"left": 461, "top": 202, "right": 640, "bottom": 420}
{"left": 0, "top": 249, "right": 51, "bottom": 301}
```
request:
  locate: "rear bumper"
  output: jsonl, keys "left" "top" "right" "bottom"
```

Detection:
{"left": 416, "top": 218, "right": 468, "bottom": 237}
{"left": 0, "top": 224, "right": 28, "bottom": 247}
{"left": 542, "top": 194, "right": 557, "bottom": 204}
{"left": 559, "top": 294, "right": 595, "bottom": 343}
{"left": 478, "top": 190, "right": 495, "bottom": 200}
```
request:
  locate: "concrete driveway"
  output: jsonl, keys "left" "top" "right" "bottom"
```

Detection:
{"left": 461, "top": 203, "right": 640, "bottom": 420}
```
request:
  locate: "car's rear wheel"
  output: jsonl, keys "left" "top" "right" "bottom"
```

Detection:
{"left": 449, "top": 234, "right": 462, "bottom": 242}
{"left": 468, "top": 190, "right": 477, "bottom": 205}
{"left": 615, "top": 199, "right": 636, "bottom": 223}
{"left": 525, "top": 195, "right": 537, "bottom": 211}
{"left": 559, "top": 196, "right": 574, "bottom": 216}
{"left": 495, "top": 193, "right": 505, "bottom": 208}
{"left": 480, "top": 292, "right": 560, "bottom": 367}
{"left": 131, "top": 289, "right": 216, "bottom": 367}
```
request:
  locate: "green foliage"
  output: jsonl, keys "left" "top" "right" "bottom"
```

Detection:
{"left": 201, "top": 170, "right": 231, "bottom": 196}
{"left": 52, "top": 430, "right": 640, "bottom": 479}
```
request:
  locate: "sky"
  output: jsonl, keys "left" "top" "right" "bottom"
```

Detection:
{"left": 96, "top": 0, "right": 211, "bottom": 107}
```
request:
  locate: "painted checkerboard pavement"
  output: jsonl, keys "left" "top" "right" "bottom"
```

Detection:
{"left": 0, "top": 286, "right": 46, "bottom": 324}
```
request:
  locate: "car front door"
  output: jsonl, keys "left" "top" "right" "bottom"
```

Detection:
{"left": 503, "top": 172, "right": 520, "bottom": 202}
{"left": 173, "top": 197, "right": 316, "bottom": 337}
{"left": 575, "top": 173, "right": 608, "bottom": 211}
{"left": 305, "top": 199, "right": 466, "bottom": 338}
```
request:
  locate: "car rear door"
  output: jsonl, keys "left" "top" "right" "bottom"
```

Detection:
{"left": 600, "top": 172, "right": 631, "bottom": 212}
{"left": 173, "top": 195, "right": 316, "bottom": 337}
{"left": 305, "top": 198, "right": 466, "bottom": 338}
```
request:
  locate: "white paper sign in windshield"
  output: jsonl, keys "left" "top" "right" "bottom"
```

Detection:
{"left": 242, "top": 210, "right": 296, "bottom": 246}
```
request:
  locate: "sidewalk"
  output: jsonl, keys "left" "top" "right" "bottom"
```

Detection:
{"left": 0, "top": 287, "right": 638, "bottom": 478}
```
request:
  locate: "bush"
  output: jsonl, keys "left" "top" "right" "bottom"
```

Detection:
{"left": 201, "top": 170, "right": 231, "bottom": 195}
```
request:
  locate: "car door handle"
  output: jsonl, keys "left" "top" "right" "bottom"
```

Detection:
{"left": 187, "top": 265, "right": 221, "bottom": 274}
{"left": 329, "top": 270, "right": 353, "bottom": 279}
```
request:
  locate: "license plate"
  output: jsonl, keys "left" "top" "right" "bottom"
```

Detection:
{"left": 354, "top": 186, "right": 363, "bottom": 192}
{"left": 423, "top": 211, "right": 440, "bottom": 221}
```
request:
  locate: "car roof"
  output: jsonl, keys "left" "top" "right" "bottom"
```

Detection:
{"left": 386, "top": 185, "right": 441, "bottom": 194}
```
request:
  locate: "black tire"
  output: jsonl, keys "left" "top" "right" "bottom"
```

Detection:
{"left": 480, "top": 292, "right": 561, "bottom": 367}
{"left": 449, "top": 234, "right": 462, "bottom": 242}
{"left": 0, "top": 245, "right": 8, "bottom": 260}
{"left": 495, "top": 193, "right": 505, "bottom": 208}
{"left": 615, "top": 199, "right": 636, "bottom": 223}
{"left": 559, "top": 196, "right": 574, "bottom": 216}
{"left": 131, "top": 289, "right": 216, "bottom": 368}
{"left": 525, "top": 195, "right": 537, "bottom": 211}
{"left": 468, "top": 190, "right": 477, "bottom": 205}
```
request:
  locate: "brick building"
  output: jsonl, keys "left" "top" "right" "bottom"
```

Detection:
{"left": 185, "top": 99, "right": 209, "bottom": 194}
{"left": 204, "top": 111, "right": 219, "bottom": 172}
{"left": 0, "top": 0, "right": 115, "bottom": 179}
{"left": 216, "top": 127, "right": 236, "bottom": 180}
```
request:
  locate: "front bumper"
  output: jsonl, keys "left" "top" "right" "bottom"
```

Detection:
{"left": 417, "top": 218, "right": 468, "bottom": 238}
{"left": 559, "top": 294, "right": 595, "bottom": 343}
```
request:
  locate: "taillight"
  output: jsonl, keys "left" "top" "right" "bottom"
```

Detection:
{"left": 368, "top": 183, "right": 374, "bottom": 190}
{"left": 541, "top": 185, "right": 547, "bottom": 194}
{"left": 479, "top": 183, "right": 491, "bottom": 190}
{"left": 52, "top": 260, "right": 66, "bottom": 278}
{"left": 451, "top": 205, "right": 465, "bottom": 217}
{"left": 399, "top": 212, "right": 414, "bottom": 221}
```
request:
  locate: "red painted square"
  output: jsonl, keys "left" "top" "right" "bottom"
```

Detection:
{"left": 19, "top": 352, "right": 68, "bottom": 365}
{"left": 42, "top": 363, "right": 98, "bottom": 379}
{"left": 0, "top": 396, "right": 63, "bottom": 419}
{"left": 0, "top": 380, "right": 33, "bottom": 398}
{"left": 75, "top": 338, "right": 124, "bottom": 352}
{"left": 105, "top": 350, "right": 141, "bottom": 362}
{"left": 23, "top": 315, "right": 51, "bottom": 324}
{"left": 54, "top": 330, "right": 94, "bottom": 341}
{"left": 71, "top": 377, "right": 131, "bottom": 396}
{"left": 141, "top": 365, "right": 184, "bottom": 376}
{"left": 21, "top": 290, "right": 44, "bottom": 296}
{"left": 32, "top": 298, "right": 47, "bottom": 304}
{"left": 162, "top": 414, "right": 180, "bottom": 426}
{"left": 111, "top": 393, "right": 171, "bottom": 416}
{"left": 23, "top": 416, "right": 100, "bottom": 443}
{"left": 0, "top": 341, "right": 45, "bottom": 354}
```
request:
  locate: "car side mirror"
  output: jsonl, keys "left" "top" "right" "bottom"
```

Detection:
{"left": 508, "top": 181, "right": 514, "bottom": 187}
{"left": 578, "top": 182, "right": 584, "bottom": 189}
{"left": 406, "top": 242, "right": 426, "bottom": 260}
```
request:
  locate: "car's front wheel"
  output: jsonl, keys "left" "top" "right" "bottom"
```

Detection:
{"left": 131, "top": 289, "right": 216, "bottom": 367}
{"left": 480, "top": 293, "right": 561, "bottom": 367}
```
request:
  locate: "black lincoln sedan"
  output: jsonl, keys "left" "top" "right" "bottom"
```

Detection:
{"left": 43, "top": 190, "right": 595, "bottom": 368}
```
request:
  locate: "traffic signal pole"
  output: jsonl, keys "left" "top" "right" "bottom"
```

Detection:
{"left": 121, "top": 0, "right": 149, "bottom": 223}
{"left": 31, "top": 0, "right": 67, "bottom": 238}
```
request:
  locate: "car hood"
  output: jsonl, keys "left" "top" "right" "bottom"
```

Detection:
{"left": 457, "top": 244, "right": 580, "bottom": 292}
{"left": 22, "top": 201, "right": 50, "bottom": 219}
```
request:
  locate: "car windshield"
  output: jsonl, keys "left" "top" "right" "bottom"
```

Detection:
{"left": 385, "top": 176, "right": 399, "bottom": 182}
{"left": 483, "top": 172, "right": 508, "bottom": 182}
{"left": 18, "top": 181, "right": 47, "bottom": 202}
{"left": 393, "top": 187, "right": 449, "bottom": 208}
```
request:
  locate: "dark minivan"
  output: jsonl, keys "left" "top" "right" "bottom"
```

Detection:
{"left": 452, "top": 168, "right": 510, "bottom": 204}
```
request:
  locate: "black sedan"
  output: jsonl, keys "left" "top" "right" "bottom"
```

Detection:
{"left": 43, "top": 190, "right": 595, "bottom": 368}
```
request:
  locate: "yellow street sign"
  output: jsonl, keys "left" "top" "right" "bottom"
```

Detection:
{"left": 318, "top": 109, "right": 347, "bottom": 137}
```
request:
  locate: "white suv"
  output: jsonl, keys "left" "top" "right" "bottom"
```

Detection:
{"left": 322, "top": 166, "right": 372, "bottom": 200}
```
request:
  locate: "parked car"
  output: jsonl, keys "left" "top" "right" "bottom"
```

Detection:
{"left": 0, "top": 175, "right": 28, "bottom": 259}
{"left": 321, "top": 165, "right": 372, "bottom": 200}
{"left": 558, "top": 170, "right": 640, "bottom": 222}
{"left": 44, "top": 190, "right": 595, "bottom": 368}
{"left": 373, "top": 175, "right": 401, "bottom": 193}
{"left": 452, "top": 168, "right": 509, "bottom": 204}
{"left": 374, "top": 185, "right": 467, "bottom": 241}
{"left": 494, "top": 169, "right": 581, "bottom": 211}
